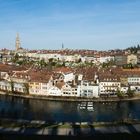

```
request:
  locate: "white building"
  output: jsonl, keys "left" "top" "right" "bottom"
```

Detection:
{"left": 63, "top": 72, "right": 75, "bottom": 83}
{"left": 99, "top": 76, "right": 121, "bottom": 96}
{"left": 98, "top": 56, "right": 114, "bottom": 63}
{"left": 120, "top": 85, "right": 128, "bottom": 93}
{"left": 130, "top": 85, "right": 140, "bottom": 93}
{"left": 78, "top": 81, "right": 99, "bottom": 98}
{"left": 61, "top": 83, "right": 79, "bottom": 97}
{"left": 128, "top": 77, "right": 140, "bottom": 85}
{"left": 62, "top": 55, "right": 81, "bottom": 62}
{"left": 47, "top": 86, "right": 62, "bottom": 96}
{"left": 0, "top": 80, "right": 11, "bottom": 91}
{"left": 127, "top": 54, "right": 137, "bottom": 65}
{"left": 13, "top": 82, "right": 26, "bottom": 93}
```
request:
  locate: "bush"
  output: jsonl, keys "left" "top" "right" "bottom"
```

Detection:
{"left": 116, "top": 90, "right": 124, "bottom": 98}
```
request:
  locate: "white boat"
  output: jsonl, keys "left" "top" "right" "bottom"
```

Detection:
{"left": 78, "top": 102, "right": 94, "bottom": 111}
{"left": 87, "top": 102, "right": 94, "bottom": 111}
{"left": 79, "top": 102, "right": 86, "bottom": 109}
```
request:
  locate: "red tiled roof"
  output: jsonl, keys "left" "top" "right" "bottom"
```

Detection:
{"left": 0, "top": 64, "right": 27, "bottom": 72}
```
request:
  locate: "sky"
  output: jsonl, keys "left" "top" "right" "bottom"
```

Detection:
{"left": 0, "top": 0, "right": 140, "bottom": 50}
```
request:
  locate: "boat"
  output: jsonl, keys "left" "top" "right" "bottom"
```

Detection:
{"left": 78, "top": 102, "right": 86, "bottom": 109}
{"left": 78, "top": 102, "right": 94, "bottom": 111}
{"left": 87, "top": 102, "right": 94, "bottom": 111}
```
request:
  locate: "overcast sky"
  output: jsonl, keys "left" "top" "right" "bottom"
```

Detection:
{"left": 0, "top": 0, "right": 140, "bottom": 50}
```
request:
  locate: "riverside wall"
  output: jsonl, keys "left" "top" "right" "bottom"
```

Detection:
{"left": 0, "top": 90, "right": 140, "bottom": 102}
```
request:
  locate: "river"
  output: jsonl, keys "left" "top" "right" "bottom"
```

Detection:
{"left": 0, "top": 94, "right": 140, "bottom": 123}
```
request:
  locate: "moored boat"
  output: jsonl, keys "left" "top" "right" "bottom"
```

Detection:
{"left": 87, "top": 102, "right": 94, "bottom": 111}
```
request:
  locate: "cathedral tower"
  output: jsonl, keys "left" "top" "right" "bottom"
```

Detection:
{"left": 15, "top": 33, "right": 21, "bottom": 51}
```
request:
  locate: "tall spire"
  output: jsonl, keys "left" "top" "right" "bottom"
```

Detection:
{"left": 62, "top": 43, "right": 64, "bottom": 50}
{"left": 15, "top": 33, "right": 21, "bottom": 51}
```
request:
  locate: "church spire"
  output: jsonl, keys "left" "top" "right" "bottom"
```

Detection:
{"left": 62, "top": 43, "right": 64, "bottom": 50}
{"left": 15, "top": 33, "right": 21, "bottom": 51}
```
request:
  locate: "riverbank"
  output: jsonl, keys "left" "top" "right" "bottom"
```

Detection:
{"left": 0, "top": 90, "right": 140, "bottom": 102}
{"left": 0, "top": 118, "right": 140, "bottom": 136}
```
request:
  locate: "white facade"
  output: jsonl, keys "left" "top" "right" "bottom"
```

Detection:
{"left": 0, "top": 80, "right": 26, "bottom": 93}
{"left": 78, "top": 74, "right": 83, "bottom": 81}
{"left": 84, "top": 56, "right": 95, "bottom": 63}
{"left": 79, "top": 82, "right": 99, "bottom": 98}
{"left": 0, "top": 72, "right": 10, "bottom": 80}
{"left": 99, "top": 56, "right": 114, "bottom": 63}
{"left": 26, "top": 53, "right": 39, "bottom": 58}
{"left": 0, "top": 80, "right": 11, "bottom": 91}
{"left": 127, "top": 54, "right": 137, "bottom": 65}
{"left": 120, "top": 86, "right": 128, "bottom": 93}
{"left": 128, "top": 77, "right": 140, "bottom": 85}
{"left": 99, "top": 81, "right": 121, "bottom": 95}
{"left": 63, "top": 72, "right": 75, "bottom": 82}
{"left": 14, "top": 82, "right": 25, "bottom": 93}
{"left": 62, "top": 55, "right": 80, "bottom": 62}
{"left": 130, "top": 85, "right": 140, "bottom": 93}
{"left": 40, "top": 83, "right": 48, "bottom": 95}
{"left": 26, "top": 53, "right": 62, "bottom": 61}
{"left": 61, "top": 84, "right": 79, "bottom": 97}
{"left": 47, "top": 86, "right": 62, "bottom": 96}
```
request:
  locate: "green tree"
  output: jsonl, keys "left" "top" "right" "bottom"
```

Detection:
{"left": 12, "top": 53, "right": 19, "bottom": 63}
{"left": 116, "top": 89, "right": 124, "bottom": 98}
{"left": 48, "top": 58, "right": 54, "bottom": 63}
{"left": 102, "top": 62, "right": 108, "bottom": 68}
{"left": 10, "top": 80, "right": 14, "bottom": 93}
{"left": 127, "top": 87, "right": 135, "bottom": 97}
{"left": 40, "top": 59, "right": 47, "bottom": 68}
{"left": 36, "top": 58, "right": 47, "bottom": 69}
{"left": 23, "top": 83, "right": 29, "bottom": 95}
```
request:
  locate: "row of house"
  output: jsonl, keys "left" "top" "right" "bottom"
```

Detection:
{"left": 1, "top": 48, "right": 140, "bottom": 68}
{"left": 0, "top": 64, "right": 140, "bottom": 98}
{"left": 25, "top": 51, "right": 140, "bottom": 67}
{"left": 115, "top": 53, "right": 140, "bottom": 66}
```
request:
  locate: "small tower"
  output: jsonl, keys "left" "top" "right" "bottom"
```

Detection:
{"left": 15, "top": 33, "right": 21, "bottom": 51}
{"left": 94, "top": 72, "right": 99, "bottom": 84}
{"left": 62, "top": 43, "right": 64, "bottom": 50}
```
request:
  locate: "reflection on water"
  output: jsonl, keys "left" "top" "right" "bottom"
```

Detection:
{"left": 0, "top": 95, "right": 140, "bottom": 122}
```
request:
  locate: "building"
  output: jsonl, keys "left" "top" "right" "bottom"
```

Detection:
{"left": 137, "top": 53, "right": 140, "bottom": 67}
{"left": 28, "top": 71, "right": 52, "bottom": 95}
{"left": 61, "top": 83, "right": 78, "bottom": 97}
{"left": 120, "top": 85, "right": 128, "bottom": 93}
{"left": 114, "top": 55, "right": 127, "bottom": 66}
{"left": 99, "top": 75, "right": 121, "bottom": 96}
{"left": 127, "top": 54, "right": 137, "bottom": 65}
{"left": 78, "top": 81, "right": 99, "bottom": 98}
{"left": 128, "top": 76, "right": 140, "bottom": 85}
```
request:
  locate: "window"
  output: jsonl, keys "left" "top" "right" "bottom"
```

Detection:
{"left": 30, "top": 82, "right": 34, "bottom": 85}
{"left": 88, "top": 90, "right": 93, "bottom": 93}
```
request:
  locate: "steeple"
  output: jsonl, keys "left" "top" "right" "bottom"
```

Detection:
{"left": 62, "top": 43, "right": 64, "bottom": 50}
{"left": 15, "top": 33, "right": 21, "bottom": 51}
{"left": 94, "top": 72, "right": 99, "bottom": 84}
